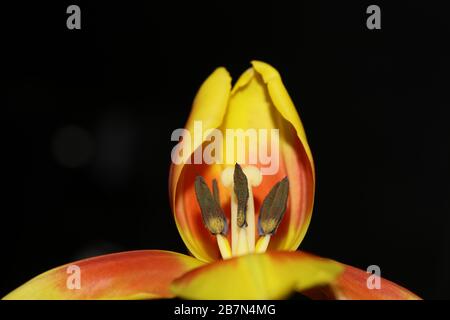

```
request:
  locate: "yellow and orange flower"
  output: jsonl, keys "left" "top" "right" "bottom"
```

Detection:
{"left": 3, "top": 61, "right": 420, "bottom": 300}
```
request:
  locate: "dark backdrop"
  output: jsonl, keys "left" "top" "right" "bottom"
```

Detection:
{"left": 4, "top": 1, "right": 450, "bottom": 299}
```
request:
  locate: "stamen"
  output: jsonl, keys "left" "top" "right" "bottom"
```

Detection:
{"left": 254, "top": 177, "right": 289, "bottom": 254}
{"left": 194, "top": 176, "right": 231, "bottom": 259}
{"left": 255, "top": 234, "right": 271, "bottom": 253}
{"left": 194, "top": 176, "right": 227, "bottom": 235}
{"left": 258, "top": 177, "right": 289, "bottom": 236}
{"left": 221, "top": 167, "right": 238, "bottom": 255}
{"left": 233, "top": 164, "right": 249, "bottom": 228}
{"left": 216, "top": 234, "right": 232, "bottom": 259}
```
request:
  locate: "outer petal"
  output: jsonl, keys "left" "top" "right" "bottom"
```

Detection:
{"left": 169, "top": 62, "right": 314, "bottom": 262}
{"left": 3, "top": 250, "right": 204, "bottom": 300}
{"left": 250, "top": 61, "right": 315, "bottom": 253}
{"left": 170, "top": 251, "right": 343, "bottom": 299}
{"left": 300, "top": 254, "right": 421, "bottom": 300}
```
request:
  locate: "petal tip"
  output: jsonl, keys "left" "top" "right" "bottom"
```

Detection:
{"left": 250, "top": 60, "right": 280, "bottom": 83}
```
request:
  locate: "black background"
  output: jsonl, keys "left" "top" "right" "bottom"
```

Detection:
{"left": 4, "top": 1, "right": 449, "bottom": 299}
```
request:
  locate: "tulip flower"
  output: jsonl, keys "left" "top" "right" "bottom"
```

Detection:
{"left": 3, "top": 61, "right": 420, "bottom": 300}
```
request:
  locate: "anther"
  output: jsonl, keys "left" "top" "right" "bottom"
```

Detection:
{"left": 258, "top": 177, "right": 289, "bottom": 236}
{"left": 194, "top": 176, "right": 231, "bottom": 259}
{"left": 255, "top": 177, "right": 289, "bottom": 253}
{"left": 194, "top": 176, "right": 228, "bottom": 236}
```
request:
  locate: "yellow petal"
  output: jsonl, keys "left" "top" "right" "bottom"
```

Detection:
{"left": 3, "top": 250, "right": 204, "bottom": 300}
{"left": 250, "top": 61, "right": 313, "bottom": 165}
{"left": 169, "top": 62, "right": 315, "bottom": 262}
{"left": 246, "top": 61, "right": 315, "bottom": 252}
{"left": 171, "top": 251, "right": 343, "bottom": 299}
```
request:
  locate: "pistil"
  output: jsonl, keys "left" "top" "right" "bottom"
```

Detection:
{"left": 221, "top": 164, "right": 261, "bottom": 257}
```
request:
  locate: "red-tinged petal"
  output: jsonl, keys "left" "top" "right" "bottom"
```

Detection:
{"left": 3, "top": 250, "right": 204, "bottom": 300}
{"left": 299, "top": 253, "right": 421, "bottom": 300}
{"left": 171, "top": 251, "right": 343, "bottom": 300}
{"left": 331, "top": 263, "right": 421, "bottom": 300}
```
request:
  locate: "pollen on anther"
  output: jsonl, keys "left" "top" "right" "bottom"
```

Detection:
{"left": 258, "top": 177, "right": 289, "bottom": 235}
{"left": 194, "top": 176, "right": 228, "bottom": 235}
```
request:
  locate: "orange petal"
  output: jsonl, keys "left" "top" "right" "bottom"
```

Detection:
{"left": 171, "top": 251, "right": 343, "bottom": 299}
{"left": 3, "top": 250, "right": 204, "bottom": 300}
{"left": 300, "top": 253, "right": 421, "bottom": 300}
